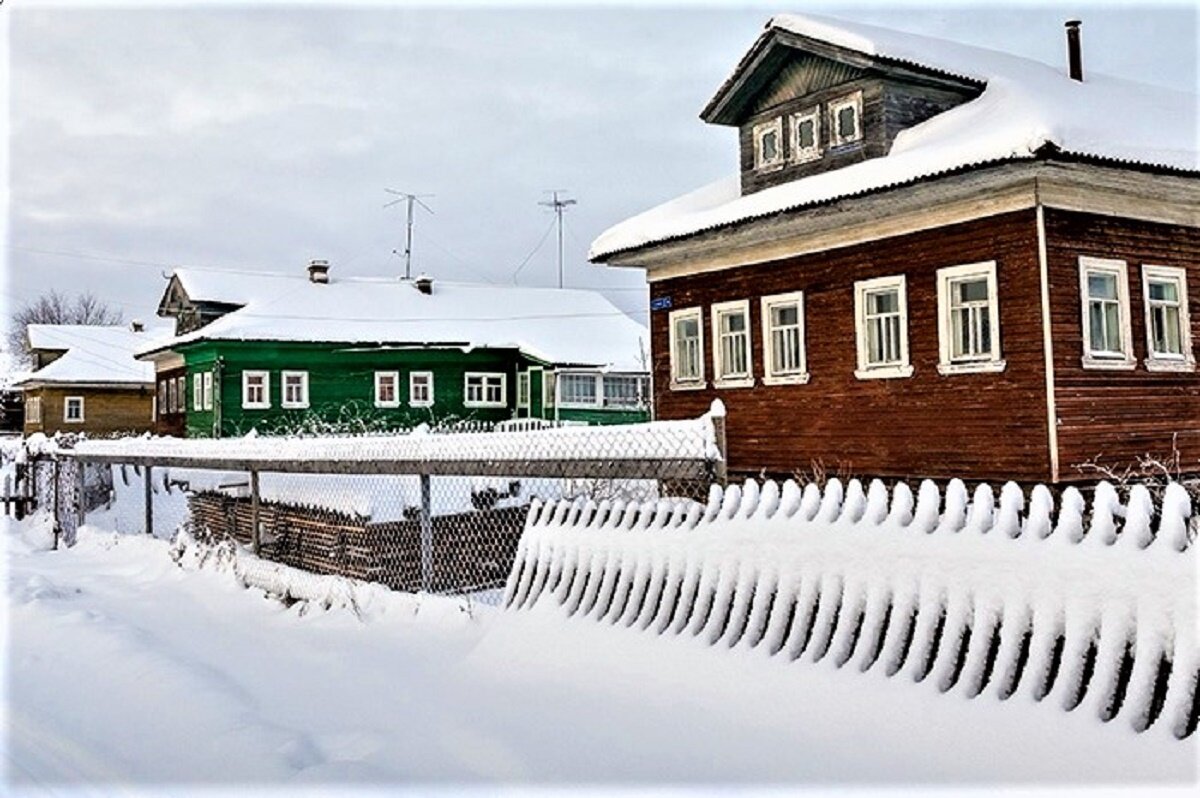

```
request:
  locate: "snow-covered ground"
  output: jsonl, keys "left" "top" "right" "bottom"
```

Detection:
{"left": 4, "top": 504, "right": 1197, "bottom": 793}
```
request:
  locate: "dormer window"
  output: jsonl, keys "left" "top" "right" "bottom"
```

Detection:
{"left": 829, "top": 91, "right": 864, "bottom": 147}
{"left": 753, "top": 118, "right": 784, "bottom": 170}
{"left": 790, "top": 108, "right": 821, "bottom": 163}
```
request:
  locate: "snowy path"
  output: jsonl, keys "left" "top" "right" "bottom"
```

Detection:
{"left": 4, "top": 518, "right": 1197, "bottom": 790}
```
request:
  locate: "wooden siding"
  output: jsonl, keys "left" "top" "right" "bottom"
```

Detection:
{"left": 649, "top": 209, "right": 1053, "bottom": 482}
{"left": 23, "top": 386, "right": 154, "bottom": 437}
{"left": 1044, "top": 209, "right": 1200, "bottom": 479}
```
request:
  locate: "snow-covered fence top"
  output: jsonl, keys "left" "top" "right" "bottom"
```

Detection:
{"left": 61, "top": 404, "right": 725, "bottom": 480}
{"left": 506, "top": 478, "right": 1198, "bottom": 740}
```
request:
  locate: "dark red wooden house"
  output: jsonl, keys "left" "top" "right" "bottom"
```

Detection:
{"left": 592, "top": 15, "right": 1198, "bottom": 483}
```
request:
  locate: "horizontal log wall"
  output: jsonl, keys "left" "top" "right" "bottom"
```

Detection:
{"left": 23, "top": 386, "right": 155, "bottom": 438}
{"left": 649, "top": 209, "right": 1054, "bottom": 483}
{"left": 1045, "top": 209, "right": 1200, "bottom": 478}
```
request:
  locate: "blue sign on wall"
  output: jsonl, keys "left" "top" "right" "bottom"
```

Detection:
{"left": 650, "top": 296, "right": 672, "bottom": 311}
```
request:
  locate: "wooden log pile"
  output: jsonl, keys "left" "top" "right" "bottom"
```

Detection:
{"left": 187, "top": 492, "right": 528, "bottom": 594}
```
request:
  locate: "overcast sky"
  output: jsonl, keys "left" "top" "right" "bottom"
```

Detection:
{"left": 3, "top": 1, "right": 1196, "bottom": 347}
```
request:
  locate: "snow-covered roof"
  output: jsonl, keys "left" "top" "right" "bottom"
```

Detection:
{"left": 17, "top": 325, "right": 167, "bottom": 387}
{"left": 591, "top": 14, "right": 1199, "bottom": 260}
{"left": 147, "top": 269, "right": 650, "bottom": 373}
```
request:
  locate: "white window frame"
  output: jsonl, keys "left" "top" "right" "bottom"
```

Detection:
{"left": 602, "top": 374, "right": 648, "bottom": 409}
{"left": 760, "top": 291, "right": 809, "bottom": 385}
{"left": 516, "top": 371, "right": 530, "bottom": 408}
{"left": 1079, "top": 257, "right": 1136, "bottom": 370}
{"left": 193, "top": 373, "right": 203, "bottom": 411}
{"left": 241, "top": 370, "right": 270, "bottom": 409}
{"left": 409, "top": 371, "right": 434, "bottom": 407}
{"left": 752, "top": 117, "right": 784, "bottom": 171}
{"left": 789, "top": 108, "right": 821, "bottom": 164}
{"left": 829, "top": 90, "right": 864, "bottom": 147}
{"left": 936, "top": 261, "right": 1006, "bottom": 375}
{"left": 543, "top": 370, "right": 555, "bottom": 409}
{"left": 1141, "top": 264, "right": 1195, "bottom": 372}
{"left": 281, "top": 370, "right": 309, "bottom": 409}
{"left": 464, "top": 372, "right": 506, "bottom": 408}
{"left": 63, "top": 395, "right": 85, "bottom": 423}
{"left": 374, "top": 371, "right": 400, "bottom": 408}
{"left": 202, "top": 371, "right": 213, "bottom": 411}
{"left": 854, "top": 275, "right": 913, "bottom": 380}
{"left": 27, "top": 396, "right": 42, "bottom": 424}
{"left": 711, "top": 299, "right": 754, "bottom": 389}
{"left": 558, "top": 372, "right": 601, "bottom": 408}
{"left": 668, "top": 307, "right": 705, "bottom": 390}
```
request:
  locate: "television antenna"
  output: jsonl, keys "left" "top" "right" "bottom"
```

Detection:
{"left": 539, "top": 190, "right": 576, "bottom": 289}
{"left": 384, "top": 189, "right": 435, "bottom": 279}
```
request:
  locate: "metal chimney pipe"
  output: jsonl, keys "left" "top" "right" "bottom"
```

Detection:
{"left": 1065, "top": 20, "right": 1083, "bottom": 81}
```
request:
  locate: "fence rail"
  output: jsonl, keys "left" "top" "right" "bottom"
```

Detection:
{"left": 23, "top": 407, "right": 727, "bottom": 602}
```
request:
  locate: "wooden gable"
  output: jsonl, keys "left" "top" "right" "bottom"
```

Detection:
{"left": 747, "top": 52, "right": 869, "bottom": 116}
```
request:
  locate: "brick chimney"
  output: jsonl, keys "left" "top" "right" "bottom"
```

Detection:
{"left": 414, "top": 274, "right": 433, "bottom": 295}
{"left": 130, "top": 319, "right": 145, "bottom": 333}
{"left": 1065, "top": 20, "right": 1083, "bottom": 81}
{"left": 307, "top": 259, "right": 330, "bottom": 284}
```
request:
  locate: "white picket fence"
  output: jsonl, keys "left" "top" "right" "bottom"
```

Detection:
{"left": 504, "top": 477, "right": 1198, "bottom": 740}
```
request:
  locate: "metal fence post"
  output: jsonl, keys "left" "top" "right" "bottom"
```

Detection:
{"left": 144, "top": 465, "right": 153, "bottom": 536}
{"left": 52, "top": 459, "right": 61, "bottom": 550}
{"left": 712, "top": 410, "right": 728, "bottom": 487}
{"left": 250, "top": 470, "right": 261, "bottom": 555}
{"left": 419, "top": 472, "right": 433, "bottom": 592}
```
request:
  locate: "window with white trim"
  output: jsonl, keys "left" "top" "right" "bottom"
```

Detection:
{"left": 517, "top": 372, "right": 530, "bottom": 408}
{"left": 1079, "top": 257, "right": 1135, "bottom": 369}
{"left": 544, "top": 373, "right": 556, "bottom": 408}
{"left": 241, "top": 370, "right": 270, "bottom": 409}
{"left": 559, "top": 373, "right": 598, "bottom": 407}
{"left": 789, "top": 108, "right": 821, "bottom": 163}
{"left": 64, "top": 396, "right": 84, "bottom": 423}
{"left": 761, "top": 291, "right": 808, "bottom": 384}
{"left": 374, "top": 371, "right": 399, "bottom": 407}
{"left": 668, "top": 307, "right": 704, "bottom": 388}
{"left": 1142, "top": 264, "right": 1194, "bottom": 371}
{"left": 202, "top": 372, "right": 213, "bottom": 410}
{"left": 753, "top": 117, "right": 783, "bottom": 170}
{"left": 711, "top": 299, "right": 753, "bottom": 387}
{"left": 193, "top": 373, "right": 203, "bottom": 411}
{"left": 854, "top": 275, "right": 913, "bottom": 379}
{"left": 409, "top": 371, "right": 434, "bottom": 407}
{"left": 603, "top": 375, "right": 647, "bottom": 408}
{"left": 829, "top": 91, "right": 863, "bottom": 147}
{"left": 158, "top": 381, "right": 168, "bottom": 416}
{"left": 27, "top": 396, "right": 42, "bottom": 424}
{"left": 281, "top": 371, "right": 309, "bottom": 408}
{"left": 464, "top": 372, "right": 505, "bottom": 407}
{"left": 936, "top": 261, "right": 1005, "bottom": 374}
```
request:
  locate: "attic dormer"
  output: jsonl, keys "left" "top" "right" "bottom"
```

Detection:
{"left": 703, "top": 25, "right": 984, "bottom": 196}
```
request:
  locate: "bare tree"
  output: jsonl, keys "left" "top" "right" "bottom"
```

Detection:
{"left": 7, "top": 290, "right": 124, "bottom": 365}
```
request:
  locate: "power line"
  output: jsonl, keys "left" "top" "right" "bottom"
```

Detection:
{"left": 510, "top": 217, "right": 557, "bottom": 284}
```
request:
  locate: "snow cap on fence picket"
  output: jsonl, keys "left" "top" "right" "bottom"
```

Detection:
{"left": 968, "top": 483, "right": 995, "bottom": 534}
{"left": 707, "top": 398, "right": 726, "bottom": 418}
{"left": 779, "top": 480, "right": 803, "bottom": 519}
{"left": 886, "top": 481, "right": 915, "bottom": 528}
{"left": 720, "top": 483, "right": 743, "bottom": 520}
{"left": 1120, "top": 484, "right": 1155, "bottom": 549}
{"left": 739, "top": 479, "right": 760, "bottom": 519}
{"left": 703, "top": 484, "right": 724, "bottom": 523}
{"left": 1026, "top": 485, "right": 1054, "bottom": 540}
{"left": 1159, "top": 482, "right": 1193, "bottom": 551}
{"left": 799, "top": 482, "right": 822, "bottom": 521}
{"left": 939, "top": 480, "right": 969, "bottom": 535}
{"left": 912, "top": 480, "right": 941, "bottom": 534}
{"left": 1055, "top": 487, "right": 1086, "bottom": 544}
{"left": 842, "top": 480, "right": 867, "bottom": 525}
{"left": 1087, "top": 482, "right": 1121, "bottom": 546}
{"left": 755, "top": 480, "right": 780, "bottom": 521}
{"left": 864, "top": 480, "right": 889, "bottom": 526}
{"left": 995, "top": 482, "right": 1024, "bottom": 538}
{"left": 816, "top": 478, "right": 844, "bottom": 523}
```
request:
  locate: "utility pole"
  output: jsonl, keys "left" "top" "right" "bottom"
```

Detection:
{"left": 384, "top": 189, "right": 434, "bottom": 279}
{"left": 539, "top": 190, "right": 576, "bottom": 289}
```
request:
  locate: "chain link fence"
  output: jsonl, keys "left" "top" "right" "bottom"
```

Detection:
{"left": 22, "top": 411, "right": 726, "bottom": 605}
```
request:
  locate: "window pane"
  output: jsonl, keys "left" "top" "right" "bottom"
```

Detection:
{"left": 869, "top": 289, "right": 898, "bottom": 315}
{"left": 561, "top": 375, "right": 597, "bottom": 404}
{"left": 1089, "top": 301, "right": 1108, "bottom": 352}
{"left": 1104, "top": 302, "right": 1123, "bottom": 352}
{"left": 1148, "top": 279, "right": 1179, "bottom": 303}
{"left": 1088, "top": 272, "right": 1117, "bottom": 299}
{"left": 721, "top": 310, "right": 746, "bottom": 334}
{"left": 771, "top": 305, "right": 798, "bottom": 327}
{"left": 761, "top": 131, "right": 778, "bottom": 161}
{"left": 797, "top": 118, "right": 815, "bottom": 149}
{"left": 837, "top": 106, "right": 856, "bottom": 138}
{"left": 956, "top": 278, "right": 989, "bottom": 303}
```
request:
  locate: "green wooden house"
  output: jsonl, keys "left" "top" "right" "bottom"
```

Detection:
{"left": 139, "top": 263, "right": 650, "bottom": 437}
